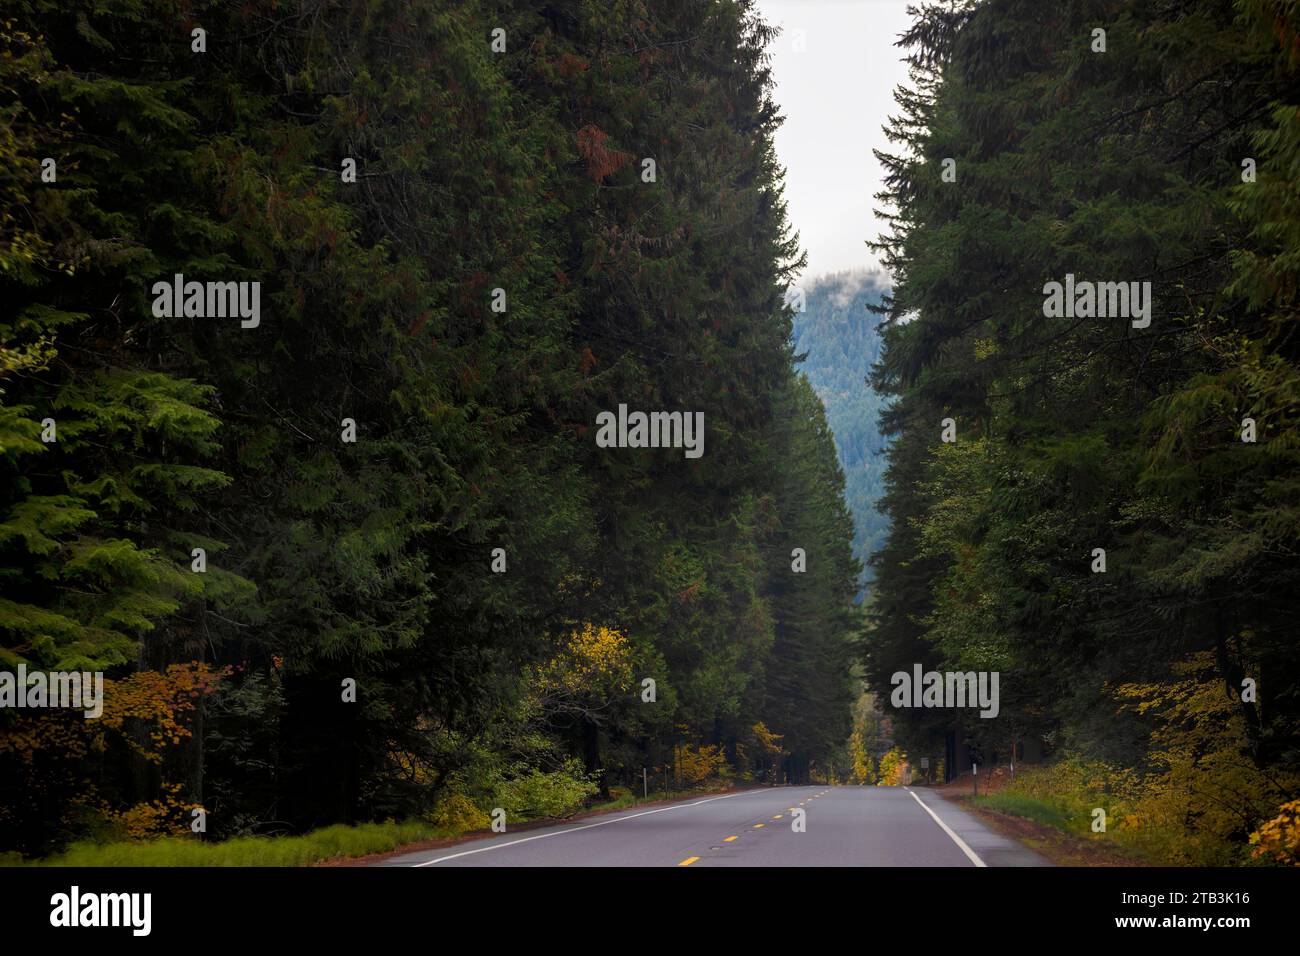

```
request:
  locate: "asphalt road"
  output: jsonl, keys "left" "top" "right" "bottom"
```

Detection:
{"left": 376, "top": 785, "right": 1051, "bottom": 867}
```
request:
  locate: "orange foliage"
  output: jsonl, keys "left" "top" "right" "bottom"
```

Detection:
{"left": 91, "top": 783, "right": 195, "bottom": 840}
{"left": 0, "top": 662, "right": 227, "bottom": 841}
{"left": 576, "top": 124, "right": 633, "bottom": 182}
{"left": 0, "top": 662, "right": 227, "bottom": 764}
{"left": 554, "top": 51, "right": 588, "bottom": 78}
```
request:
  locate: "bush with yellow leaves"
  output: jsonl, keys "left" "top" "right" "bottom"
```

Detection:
{"left": 87, "top": 784, "right": 193, "bottom": 841}
{"left": 1114, "top": 652, "right": 1300, "bottom": 865}
{"left": 1250, "top": 800, "right": 1300, "bottom": 866}
{"left": 674, "top": 743, "right": 730, "bottom": 788}
{"left": 426, "top": 792, "right": 490, "bottom": 833}
{"left": 876, "top": 746, "right": 908, "bottom": 786}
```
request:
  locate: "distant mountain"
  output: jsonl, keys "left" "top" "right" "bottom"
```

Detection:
{"left": 791, "top": 271, "right": 891, "bottom": 598}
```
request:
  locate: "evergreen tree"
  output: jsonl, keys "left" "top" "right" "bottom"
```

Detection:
{"left": 866, "top": 0, "right": 1300, "bottom": 855}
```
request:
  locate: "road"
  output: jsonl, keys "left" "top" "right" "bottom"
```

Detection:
{"left": 376, "top": 785, "right": 1051, "bottom": 867}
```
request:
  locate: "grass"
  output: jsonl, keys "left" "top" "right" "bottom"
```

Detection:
{"left": 15, "top": 820, "right": 451, "bottom": 867}
{"left": 10, "top": 780, "right": 749, "bottom": 867}
{"left": 585, "top": 785, "right": 726, "bottom": 813}
{"left": 971, "top": 792, "right": 1076, "bottom": 832}
{"left": 966, "top": 766, "right": 1173, "bottom": 864}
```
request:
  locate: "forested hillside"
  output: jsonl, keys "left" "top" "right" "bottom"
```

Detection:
{"left": 0, "top": 0, "right": 859, "bottom": 857}
{"left": 867, "top": 0, "right": 1300, "bottom": 864}
{"left": 791, "top": 271, "right": 890, "bottom": 593}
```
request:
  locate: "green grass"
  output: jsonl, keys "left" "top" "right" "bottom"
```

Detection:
{"left": 971, "top": 791, "right": 1167, "bottom": 864}
{"left": 585, "top": 787, "right": 639, "bottom": 813}
{"left": 10, "top": 781, "right": 749, "bottom": 867}
{"left": 971, "top": 792, "right": 1076, "bottom": 832}
{"left": 15, "top": 820, "right": 451, "bottom": 867}
{"left": 585, "top": 785, "right": 725, "bottom": 814}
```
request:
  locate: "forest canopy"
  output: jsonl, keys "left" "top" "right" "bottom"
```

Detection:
{"left": 0, "top": 0, "right": 860, "bottom": 856}
{"left": 865, "top": 0, "right": 1300, "bottom": 864}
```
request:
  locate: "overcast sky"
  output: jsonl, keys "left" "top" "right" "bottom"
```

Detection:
{"left": 755, "top": 0, "right": 914, "bottom": 281}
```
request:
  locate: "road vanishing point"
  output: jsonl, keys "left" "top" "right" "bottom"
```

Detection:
{"left": 376, "top": 786, "right": 1051, "bottom": 867}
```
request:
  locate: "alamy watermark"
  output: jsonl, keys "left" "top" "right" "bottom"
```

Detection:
{"left": 0, "top": 664, "right": 103, "bottom": 718}
{"left": 890, "top": 664, "right": 999, "bottom": 719}
{"left": 152, "top": 273, "right": 260, "bottom": 328}
{"left": 595, "top": 404, "right": 704, "bottom": 459}
{"left": 50, "top": 886, "right": 150, "bottom": 936}
{"left": 1042, "top": 273, "right": 1151, "bottom": 329}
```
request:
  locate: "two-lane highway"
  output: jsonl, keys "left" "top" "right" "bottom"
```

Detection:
{"left": 376, "top": 786, "right": 1051, "bottom": 867}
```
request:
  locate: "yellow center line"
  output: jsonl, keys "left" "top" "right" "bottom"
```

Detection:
{"left": 772, "top": 814, "right": 782, "bottom": 819}
{"left": 752, "top": 823, "right": 765, "bottom": 828}
{"left": 723, "top": 835, "right": 738, "bottom": 842}
{"left": 678, "top": 856, "right": 700, "bottom": 866}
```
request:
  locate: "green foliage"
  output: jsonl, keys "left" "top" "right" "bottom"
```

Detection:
{"left": 972, "top": 793, "right": 1074, "bottom": 833}
{"left": 21, "top": 820, "right": 446, "bottom": 868}
{"left": 496, "top": 760, "right": 598, "bottom": 820}
{"left": 791, "top": 272, "right": 892, "bottom": 594}
{"left": 865, "top": 0, "right": 1300, "bottom": 862}
{"left": 1, "top": 0, "right": 861, "bottom": 854}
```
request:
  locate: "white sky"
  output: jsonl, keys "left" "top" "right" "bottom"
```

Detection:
{"left": 755, "top": 0, "right": 915, "bottom": 281}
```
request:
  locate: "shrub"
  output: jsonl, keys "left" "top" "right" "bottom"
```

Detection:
{"left": 876, "top": 746, "right": 908, "bottom": 786}
{"left": 676, "top": 744, "right": 729, "bottom": 787}
{"left": 426, "top": 792, "right": 489, "bottom": 832}
{"left": 1250, "top": 799, "right": 1300, "bottom": 866}
{"left": 496, "top": 760, "right": 597, "bottom": 819}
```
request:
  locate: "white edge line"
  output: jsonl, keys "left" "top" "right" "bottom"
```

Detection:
{"left": 905, "top": 788, "right": 987, "bottom": 868}
{"left": 410, "top": 788, "right": 777, "bottom": 866}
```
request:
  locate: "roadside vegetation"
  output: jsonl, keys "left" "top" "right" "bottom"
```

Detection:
{"left": 0, "top": 1, "right": 859, "bottom": 862}
{"left": 4, "top": 757, "right": 753, "bottom": 866}
{"left": 965, "top": 754, "right": 1299, "bottom": 866}
{"left": 864, "top": 0, "right": 1300, "bottom": 868}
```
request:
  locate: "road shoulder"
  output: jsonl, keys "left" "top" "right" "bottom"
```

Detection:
{"left": 906, "top": 787, "right": 1054, "bottom": 867}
